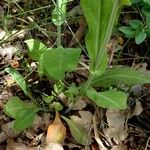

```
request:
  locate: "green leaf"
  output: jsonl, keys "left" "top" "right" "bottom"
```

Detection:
{"left": 4, "top": 96, "right": 38, "bottom": 119}
{"left": 43, "top": 95, "right": 54, "bottom": 104}
{"left": 5, "top": 68, "right": 31, "bottom": 97}
{"left": 129, "top": 19, "right": 143, "bottom": 29}
{"left": 130, "top": 0, "right": 141, "bottom": 4}
{"left": 91, "top": 67, "right": 150, "bottom": 87}
{"left": 143, "top": 0, "right": 150, "bottom": 5}
{"left": 61, "top": 116, "right": 90, "bottom": 145}
{"left": 142, "top": 6, "right": 150, "bottom": 16}
{"left": 119, "top": 26, "right": 136, "bottom": 37}
{"left": 13, "top": 109, "right": 37, "bottom": 132}
{"left": 86, "top": 89, "right": 127, "bottom": 109}
{"left": 39, "top": 48, "right": 81, "bottom": 80}
{"left": 50, "top": 102, "right": 63, "bottom": 111}
{"left": 135, "top": 32, "right": 147, "bottom": 44}
{"left": 4, "top": 96, "right": 40, "bottom": 132}
{"left": 80, "top": 0, "right": 122, "bottom": 75}
{"left": 121, "top": 0, "right": 131, "bottom": 5}
{"left": 25, "top": 39, "right": 48, "bottom": 61}
{"left": 52, "top": 0, "right": 68, "bottom": 26}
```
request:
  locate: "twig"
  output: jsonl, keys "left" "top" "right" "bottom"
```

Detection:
{"left": 93, "top": 112, "right": 107, "bottom": 150}
{"left": 145, "top": 136, "right": 150, "bottom": 150}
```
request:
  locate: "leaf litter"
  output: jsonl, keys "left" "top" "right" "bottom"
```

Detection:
{"left": 0, "top": 0, "right": 150, "bottom": 150}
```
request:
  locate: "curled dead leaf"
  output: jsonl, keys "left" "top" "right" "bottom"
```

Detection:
{"left": 46, "top": 111, "right": 66, "bottom": 144}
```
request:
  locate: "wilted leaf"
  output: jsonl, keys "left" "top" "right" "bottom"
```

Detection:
{"left": 5, "top": 68, "right": 31, "bottom": 97}
{"left": 46, "top": 112, "right": 66, "bottom": 144}
{"left": 62, "top": 116, "right": 91, "bottom": 145}
{"left": 91, "top": 67, "right": 150, "bottom": 87}
{"left": 25, "top": 39, "right": 48, "bottom": 61}
{"left": 86, "top": 89, "right": 127, "bottom": 109}
{"left": 39, "top": 48, "right": 81, "bottom": 80}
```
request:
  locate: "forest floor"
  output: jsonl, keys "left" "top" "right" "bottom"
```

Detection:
{"left": 0, "top": 0, "right": 150, "bottom": 150}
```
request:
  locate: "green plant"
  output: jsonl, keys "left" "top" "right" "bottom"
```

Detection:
{"left": 119, "top": 0, "right": 150, "bottom": 44}
{"left": 3, "top": 0, "right": 150, "bottom": 141}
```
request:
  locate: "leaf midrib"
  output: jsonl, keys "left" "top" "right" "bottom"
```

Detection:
{"left": 93, "top": 74, "right": 150, "bottom": 84}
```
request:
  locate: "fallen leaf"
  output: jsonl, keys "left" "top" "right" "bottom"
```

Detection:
{"left": 111, "top": 143, "right": 127, "bottom": 150}
{"left": 0, "top": 44, "right": 18, "bottom": 59}
{"left": 2, "top": 121, "right": 20, "bottom": 138}
{"left": 0, "top": 6, "right": 4, "bottom": 19}
{"left": 0, "top": 28, "right": 6, "bottom": 40}
{"left": 105, "top": 109, "right": 128, "bottom": 144}
{"left": 72, "top": 99, "right": 87, "bottom": 110}
{"left": 129, "top": 100, "right": 143, "bottom": 117}
{"left": 71, "top": 111, "right": 93, "bottom": 129}
{"left": 45, "top": 143, "right": 64, "bottom": 150}
{"left": 46, "top": 111, "right": 66, "bottom": 144}
{"left": 6, "top": 140, "right": 37, "bottom": 150}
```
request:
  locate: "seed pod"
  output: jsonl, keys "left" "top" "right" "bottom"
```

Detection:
{"left": 46, "top": 111, "right": 66, "bottom": 144}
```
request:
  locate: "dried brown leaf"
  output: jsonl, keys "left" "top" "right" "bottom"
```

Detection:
{"left": 6, "top": 140, "right": 37, "bottom": 150}
{"left": 105, "top": 109, "right": 128, "bottom": 144}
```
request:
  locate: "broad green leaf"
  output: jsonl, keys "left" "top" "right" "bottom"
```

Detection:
{"left": 4, "top": 96, "right": 38, "bottom": 119}
{"left": 142, "top": 6, "right": 150, "bottom": 16}
{"left": 13, "top": 109, "right": 37, "bottom": 132}
{"left": 5, "top": 68, "right": 31, "bottom": 97}
{"left": 129, "top": 19, "right": 143, "bottom": 29}
{"left": 119, "top": 26, "right": 136, "bottom": 37}
{"left": 39, "top": 48, "right": 81, "bottom": 80}
{"left": 121, "top": 0, "right": 131, "bottom": 5}
{"left": 25, "top": 39, "right": 48, "bottom": 61}
{"left": 86, "top": 89, "right": 127, "bottom": 109}
{"left": 52, "top": 0, "right": 68, "bottom": 26}
{"left": 62, "top": 116, "right": 90, "bottom": 145}
{"left": 130, "top": 0, "right": 141, "bottom": 4}
{"left": 143, "top": 0, "right": 150, "bottom": 5}
{"left": 80, "top": 0, "right": 123, "bottom": 75}
{"left": 91, "top": 67, "right": 150, "bottom": 87}
{"left": 135, "top": 32, "right": 147, "bottom": 44}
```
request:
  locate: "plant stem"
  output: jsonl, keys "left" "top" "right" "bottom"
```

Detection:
{"left": 84, "top": 74, "right": 93, "bottom": 89}
{"left": 56, "top": 0, "right": 62, "bottom": 48}
{"left": 57, "top": 25, "right": 62, "bottom": 48}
